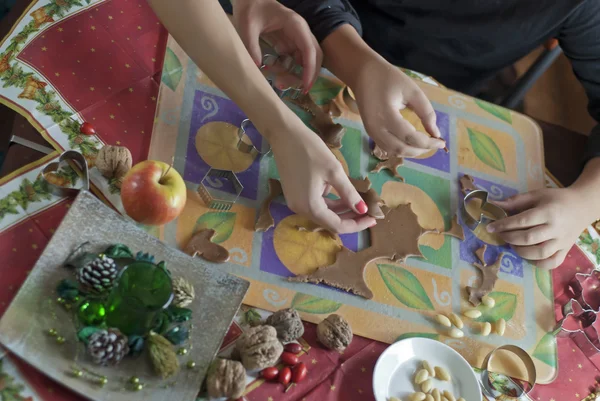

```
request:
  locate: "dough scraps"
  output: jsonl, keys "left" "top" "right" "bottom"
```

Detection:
{"left": 372, "top": 144, "right": 389, "bottom": 161}
{"left": 444, "top": 215, "right": 465, "bottom": 240}
{"left": 466, "top": 253, "right": 503, "bottom": 306}
{"left": 255, "top": 179, "right": 283, "bottom": 232}
{"left": 288, "top": 204, "right": 425, "bottom": 299}
{"left": 349, "top": 176, "right": 385, "bottom": 219}
{"left": 371, "top": 156, "right": 405, "bottom": 181}
{"left": 323, "top": 98, "right": 343, "bottom": 118}
{"left": 184, "top": 228, "right": 230, "bottom": 263}
{"left": 475, "top": 245, "right": 487, "bottom": 266}
{"left": 460, "top": 174, "right": 477, "bottom": 195}
{"left": 291, "top": 94, "right": 346, "bottom": 149}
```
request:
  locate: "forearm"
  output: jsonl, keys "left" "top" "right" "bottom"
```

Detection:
{"left": 570, "top": 157, "right": 600, "bottom": 221}
{"left": 320, "top": 24, "right": 384, "bottom": 88}
{"left": 147, "top": 0, "right": 293, "bottom": 139}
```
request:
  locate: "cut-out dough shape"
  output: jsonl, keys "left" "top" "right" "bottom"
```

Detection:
{"left": 349, "top": 176, "right": 385, "bottom": 219}
{"left": 445, "top": 215, "right": 465, "bottom": 240}
{"left": 475, "top": 244, "right": 487, "bottom": 266}
{"left": 255, "top": 179, "right": 283, "bottom": 232}
{"left": 291, "top": 94, "right": 346, "bottom": 149}
{"left": 371, "top": 156, "right": 405, "bottom": 181}
{"left": 467, "top": 253, "right": 503, "bottom": 306}
{"left": 184, "top": 228, "right": 230, "bottom": 263}
{"left": 289, "top": 204, "right": 425, "bottom": 299}
{"left": 460, "top": 174, "right": 477, "bottom": 195}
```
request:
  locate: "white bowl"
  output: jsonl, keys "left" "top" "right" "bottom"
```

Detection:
{"left": 373, "top": 338, "right": 482, "bottom": 401}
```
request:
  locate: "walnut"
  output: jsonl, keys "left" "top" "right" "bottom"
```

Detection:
{"left": 234, "top": 325, "right": 283, "bottom": 370}
{"left": 95, "top": 145, "right": 132, "bottom": 184}
{"left": 317, "top": 314, "right": 353, "bottom": 352}
{"left": 266, "top": 308, "right": 304, "bottom": 342}
{"left": 206, "top": 358, "right": 246, "bottom": 400}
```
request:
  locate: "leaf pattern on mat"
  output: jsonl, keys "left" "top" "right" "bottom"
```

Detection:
{"left": 396, "top": 332, "right": 439, "bottom": 342}
{"left": 377, "top": 264, "right": 434, "bottom": 310}
{"left": 310, "top": 77, "right": 343, "bottom": 105}
{"left": 474, "top": 99, "right": 513, "bottom": 124}
{"left": 475, "top": 291, "right": 517, "bottom": 322}
{"left": 290, "top": 293, "right": 342, "bottom": 314}
{"left": 535, "top": 268, "right": 553, "bottom": 301}
{"left": 194, "top": 212, "right": 236, "bottom": 243}
{"left": 161, "top": 47, "right": 183, "bottom": 91}
{"left": 532, "top": 333, "right": 557, "bottom": 368}
{"left": 467, "top": 128, "right": 506, "bottom": 172}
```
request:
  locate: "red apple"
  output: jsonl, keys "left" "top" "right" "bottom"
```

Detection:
{"left": 120, "top": 160, "right": 186, "bottom": 225}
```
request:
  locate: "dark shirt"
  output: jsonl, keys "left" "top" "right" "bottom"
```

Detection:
{"left": 279, "top": 0, "right": 600, "bottom": 163}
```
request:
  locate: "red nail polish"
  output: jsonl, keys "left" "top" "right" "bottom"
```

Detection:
{"left": 355, "top": 200, "right": 368, "bottom": 215}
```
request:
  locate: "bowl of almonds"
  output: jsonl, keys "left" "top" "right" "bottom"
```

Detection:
{"left": 373, "top": 337, "right": 481, "bottom": 401}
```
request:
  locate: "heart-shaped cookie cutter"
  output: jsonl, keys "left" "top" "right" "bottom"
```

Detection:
{"left": 460, "top": 189, "right": 507, "bottom": 231}
{"left": 41, "top": 150, "right": 89, "bottom": 196}
{"left": 236, "top": 119, "right": 272, "bottom": 156}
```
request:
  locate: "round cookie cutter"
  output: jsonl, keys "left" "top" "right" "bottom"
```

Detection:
{"left": 460, "top": 189, "right": 507, "bottom": 231}
{"left": 236, "top": 119, "right": 272, "bottom": 156}
{"left": 480, "top": 345, "right": 536, "bottom": 399}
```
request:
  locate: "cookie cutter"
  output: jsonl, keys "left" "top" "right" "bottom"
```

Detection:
{"left": 480, "top": 345, "right": 537, "bottom": 400}
{"left": 260, "top": 53, "right": 303, "bottom": 100}
{"left": 9, "top": 134, "right": 54, "bottom": 155}
{"left": 570, "top": 269, "right": 600, "bottom": 312}
{"left": 552, "top": 298, "right": 600, "bottom": 358}
{"left": 460, "top": 189, "right": 507, "bottom": 230}
{"left": 236, "top": 119, "right": 271, "bottom": 156}
{"left": 197, "top": 168, "right": 243, "bottom": 211}
{"left": 41, "top": 150, "right": 90, "bottom": 196}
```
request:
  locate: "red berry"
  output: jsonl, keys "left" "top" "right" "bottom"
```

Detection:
{"left": 292, "top": 362, "right": 307, "bottom": 383}
{"left": 284, "top": 343, "right": 303, "bottom": 354}
{"left": 278, "top": 366, "right": 291, "bottom": 386}
{"left": 80, "top": 122, "right": 96, "bottom": 136}
{"left": 281, "top": 352, "right": 299, "bottom": 366}
{"left": 261, "top": 367, "right": 279, "bottom": 381}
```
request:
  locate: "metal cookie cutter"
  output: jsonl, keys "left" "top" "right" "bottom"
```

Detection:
{"left": 41, "top": 150, "right": 90, "bottom": 196}
{"left": 480, "top": 345, "right": 537, "bottom": 400}
{"left": 569, "top": 269, "right": 600, "bottom": 311}
{"left": 460, "top": 189, "right": 507, "bottom": 230}
{"left": 197, "top": 168, "right": 243, "bottom": 211}
{"left": 237, "top": 119, "right": 271, "bottom": 156}
{"left": 260, "top": 53, "right": 303, "bottom": 100}
{"left": 552, "top": 298, "right": 600, "bottom": 358}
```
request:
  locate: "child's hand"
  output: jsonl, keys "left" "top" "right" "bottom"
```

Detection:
{"left": 268, "top": 120, "right": 376, "bottom": 234}
{"left": 487, "top": 188, "right": 591, "bottom": 269}
{"left": 352, "top": 58, "right": 446, "bottom": 157}
{"left": 232, "top": 0, "right": 322, "bottom": 90}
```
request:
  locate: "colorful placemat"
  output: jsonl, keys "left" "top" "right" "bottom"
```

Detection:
{"left": 149, "top": 36, "right": 556, "bottom": 383}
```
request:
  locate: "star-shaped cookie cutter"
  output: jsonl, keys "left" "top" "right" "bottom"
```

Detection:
{"left": 236, "top": 119, "right": 272, "bottom": 156}
{"left": 570, "top": 269, "right": 600, "bottom": 312}
{"left": 197, "top": 168, "right": 243, "bottom": 211}
{"left": 459, "top": 189, "right": 507, "bottom": 231}
{"left": 552, "top": 298, "right": 600, "bottom": 358}
{"left": 260, "top": 53, "right": 303, "bottom": 100}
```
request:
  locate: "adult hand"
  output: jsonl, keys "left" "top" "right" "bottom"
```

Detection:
{"left": 232, "top": 0, "right": 322, "bottom": 90}
{"left": 487, "top": 188, "right": 591, "bottom": 269}
{"left": 268, "top": 120, "right": 376, "bottom": 233}
{"left": 352, "top": 59, "right": 446, "bottom": 157}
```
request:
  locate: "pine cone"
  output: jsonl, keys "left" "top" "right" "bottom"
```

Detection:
{"left": 172, "top": 277, "right": 195, "bottom": 307}
{"left": 76, "top": 254, "right": 118, "bottom": 294}
{"left": 87, "top": 329, "right": 129, "bottom": 366}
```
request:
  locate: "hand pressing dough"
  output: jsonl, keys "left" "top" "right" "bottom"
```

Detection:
{"left": 372, "top": 144, "right": 389, "bottom": 161}
{"left": 349, "top": 176, "right": 385, "bottom": 219}
{"left": 288, "top": 204, "right": 425, "bottom": 299}
{"left": 255, "top": 179, "right": 283, "bottom": 232}
{"left": 184, "top": 228, "right": 230, "bottom": 263}
{"left": 459, "top": 174, "right": 477, "bottom": 195}
{"left": 466, "top": 253, "right": 503, "bottom": 306}
{"left": 291, "top": 94, "right": 346, "bottom": 149}
{"left": 295, "top": 224, "right": 335, "bottom": 239}
{"left": 475, "top": 244, "right": 487, "bottom": 265}
{"left": 371, "top": 156, "right": 405, "bottom": 181}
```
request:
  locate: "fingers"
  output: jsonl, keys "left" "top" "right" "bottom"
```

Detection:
{"left": 535, "top": 249, "right": 568, "bottom": 270}
{"left": 389, "top": 113, "right": 446, "bottom": 150}
{"left": 311, "top": 205, "right": 375, "bottom": 234}
{"left": 326, "top": 168, "right": 367, "bottom": 214}
{"left": 406, "top": 88, "right": 442, "bottom": 139}
{"left": 323, "top": 198, "right": 352, "bottom": 214}
{"left": 497, "top": 224, "right": 552, "bottom": 246}
{"left": 372, "top": 130, "right": 433, "bottom": 158}
{"left": 512, "top": 240, "right": 559, "bottom": 260}
{"left": 494, "top": 192, "right": 539, "bottom": 213}
{"left": 487, "top": 208, "right": 547, "bottom": 233}
{"left": 237, "top": 13, "right": 263, "bottom": 65}
{"left": 287, "top": 15, "right": 321, "bottom": 90}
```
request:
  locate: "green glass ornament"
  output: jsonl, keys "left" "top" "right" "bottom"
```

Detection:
{"left": 78, "top": 300, "right": 106, "bottom": 326}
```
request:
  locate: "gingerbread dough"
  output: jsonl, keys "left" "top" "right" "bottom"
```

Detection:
{"left": 372, "top": 145, "right": 389, "bottom": 161}
{"left": 444, "top": 215, "right": 465, "bottom": 240}
{"left": 371, "top": 156, "right": 405, "bottom": 181}
{"left": 184, "top": 229, "right": 230, "bottom": 263}
{"left": 291, "top": 94, "right": 346, "bottom": 149}
{"left": 289, "top": 204, "right": 425, "bottom": 299}
{"left": 323, "top": 98, "right": 343, "bottom": 118}
{"left": 349, "top": 176, "right": 385, "bottom": 219}
{"left": 255, "top": 179, "right": 283, "bottom": 232}
{"left": 460, "top": 174, "right": 477, "bottom": 195}
{"left": 466, "top": 253, "right": 503, "bottom": 306}
{"left": 475, "top": 245, "right": 487, "bottom": 266}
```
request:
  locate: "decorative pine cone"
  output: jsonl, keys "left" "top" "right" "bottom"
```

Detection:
{"left": 76, "top": 254, "right": 118, "bottom": 293}
{"left": 87, "top": 328, "right": 130, "bottom": 366}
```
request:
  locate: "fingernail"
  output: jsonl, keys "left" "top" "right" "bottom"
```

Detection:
{"left": 486, "top": 224, "right": 495, "bottom": 233}
{"left": 355, "top": 200, "right": 368, "bottom": 215}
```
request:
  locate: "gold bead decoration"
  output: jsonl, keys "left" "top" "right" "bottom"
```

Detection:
{"left": 177, "top": 347, "right": 188, "bottom": 355}
{"left": 56, "top": 336, "right": 66, "bottom": 344}
{"left": 48, "top": 328, "right": 57, "bottom": 336}
{"left": 129, "top": 376, "right": 140, "bottom": 385}
{"left": 134, "top": 383, "right": 144, "bottom": 392}
{"left": 57, "top": 297, "right": 65, "bottom": 304}
{"left": 186, "top": 361, "right": 196, "bottom": 369}
{"left": 71, "top": 369, "right": 83, "bottom": 377}
{"left": 98, "top": 376, "right": 108, "bottom": 386}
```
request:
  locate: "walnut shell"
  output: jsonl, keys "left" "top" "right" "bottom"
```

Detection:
{"left": 95, "top": 145, "right": 132, "bottom": 180}
{"left": 234, "top": 325, "right": 283, "bottom": 370}
{"left": 317, "top": 314, "right": 352, "bottom": 352}
{"left": 265, "top": 308, "right": 304, "bottom": 342}
{"left": 206, "top": 358, "right": 246, "bottom": 400}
